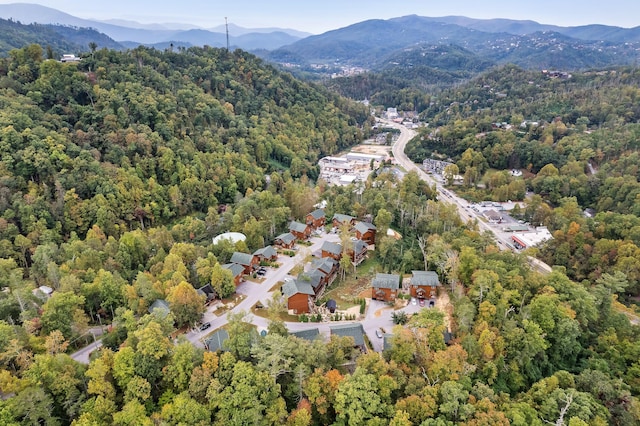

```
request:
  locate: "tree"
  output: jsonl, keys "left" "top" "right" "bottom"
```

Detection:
{"left": 40, "top": 292, "right": 88, "bottom": 340}
{"left": 167, "top": 281, "right": 205, "bottom": 328}
{"left": 225, "top": 311, "right": 258, "bottom": 361}
{"left": 210, "top": 263, "right": 235, "bottom": 299}
{"left": 212, "top": 361, "right": 287, "bottom": 425}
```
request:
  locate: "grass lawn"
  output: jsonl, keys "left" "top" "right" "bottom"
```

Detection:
{"left": 321, "top": 256, "right": 382, "bottom": 309}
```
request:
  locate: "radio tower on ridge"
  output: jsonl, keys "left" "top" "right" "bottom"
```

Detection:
{"left": 225, "top": 17, "right": 230, "bottom": 52}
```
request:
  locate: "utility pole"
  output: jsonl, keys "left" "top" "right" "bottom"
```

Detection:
{"left": 225, "top": 17, "right": 230, "bottom": 52}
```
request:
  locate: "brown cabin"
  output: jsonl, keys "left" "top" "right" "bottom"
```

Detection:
{"left": 306, "top": 209, "right": 326, "bottom": 229}
{"left": 289, "top": 221, "right": 311, "bottom": 240}
{"left": 371, "top": 273, "right": 400, "bottom": 302}
{"left": 409, "top": 270, "right": 440, "bottom": 299}
{"left": 354, "top": 221, "right": 377, "bottom": 245}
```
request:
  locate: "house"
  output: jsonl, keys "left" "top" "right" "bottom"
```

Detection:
{"left": 332, "top": 213, "right": 355, "bottom": 229}
{"left": 289, "top": 221, "right": 311, "bottom": 240}
{"left": 60, "top": 54, "right": 80, "bottom": 63}
{"left": 312, "top": 257, "right": 338, "bottom": 285}
{"left": 253, "top": 246, "right": 278, "bottom": 263}
{"left": 230, "top": 252, "right": 258, "bottom": 275}
{"left": 274, "top": 232, "right": 296, "bottom": 249}
{"left": 348, "top": 239, "right": 368, "bottom": 265}
{"left": 354, "top": 221, "right": 377, "bottom": 245}
{"left": 482, "top": 209, "right": 502, "bottom": 224}
{"left": 371, "top": 273, "right": 400, "bottom": 302}
{"left": 148, "top": 299, "right": 171, "bottom": 317}
{"left": 306, "top": 209, "right": 326, "bottom": 229}
{"left": 197, "top": 284, "right": 217, "bottom": 303}
{"left": 32, "top": 285, "right": 53, "bottom": 301}
{"left": 222, "top": 263, "right": 245, "bottom": 286}
{"left": 330, "top": 323, "right": 367, "bottom": 352}
{"left": 297, "top": 269, "right": 326, "bottom": 296}
{"left": 409, "top": 270, "right": 440, "bottom": 299}
{"left": 321, "top": 241, "right": 343, "bottom": 261}
{"left": 282, "top": 279, "right": 315, "bottom": 314}
{"left": 204, "top": 329, "right": 229, "bottom": 352}
{"left": 291, "top": 328, "right": 321, "bottom": 341}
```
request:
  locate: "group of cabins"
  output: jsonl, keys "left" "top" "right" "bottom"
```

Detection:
{"left": 279, "top": 209, "right": 380, "bottom": 315}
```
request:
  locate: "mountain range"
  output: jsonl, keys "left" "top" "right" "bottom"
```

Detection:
{"left": 0, "top": 3, "right": 639, "bottom": 73}
{"left": 0, "top": 3, "right": 310, "bottom": 50}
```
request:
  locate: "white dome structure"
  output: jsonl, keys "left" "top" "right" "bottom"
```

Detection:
{"left": 212, "top": 232, "right": 246, "bottom": 245}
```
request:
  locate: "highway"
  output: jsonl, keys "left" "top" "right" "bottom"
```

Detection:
{"left": 385, "top": 118, "right": 552, "bottom": 274}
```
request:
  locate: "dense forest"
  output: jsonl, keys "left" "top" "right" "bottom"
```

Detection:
{"left": 0, "top": 41, "right": 639, "bottom": 425}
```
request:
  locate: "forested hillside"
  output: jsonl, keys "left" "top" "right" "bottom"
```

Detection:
{"left": 0, "top": 41, "right": 639, "bottom": 425}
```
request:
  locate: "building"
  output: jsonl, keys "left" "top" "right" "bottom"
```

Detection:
{"left": 332, "top": 213, "right": 355, "bottom": 228}
{"left": 289, "top": 221, "right": 311, "bottom": 240}
{"left": 354, "top": 221, "right": 377, "bottom": 245}
{"left": 330, "top": 323, "right": 367, "bottom": 352}
{"left": 60, "top": 54, "right": 80, "bottom": 62}
{"left": 297, "top": 269, "right": 326, "bottom": 296}
{"left": 311, "top": 257, "right": 338, "bottom": 286}
{"left": 274, "top": 232, "right": 296, "bottom": 249}
{"left": 213, "top": 232, "right": 246, "bottom": 246}
{"left": 346, "top": 152, "right": 386, "bottom": 164}
{"left": 409, "top": 271, "right": 440, "bottom": 299}
{"left": 222, "top": 263, "right": 245, "bottom": 286}
{"left": 230, "top": 252, "right": 258, "bottom": 275}
{"left": 510, "top": 227, "right": 553, "bottom": 250}
{"left": 348, "top": 239, "right": 368, "bottom": 265}
{"left": 148, "top": 299, "right": 171, "bottom": 317}
{"left": 196, "top": 284, "right": 217, "bottom": 303}
{"left": 204, "top": 329, "right": 229, "bottom": 352}
{"left": 371, "top": 273, "right": 400, "bottom": 302}
{"left": 321, "top": 241, "right": 343, "bottom": 261}
{"left": 291, "top": 328, "right": 321, "bottom": 341}
{"left": 253, "top": 246, "right": 278, "bottom": 263}
{"left": 482, "top": 209, "right": 503, "bottom": 223}
{"left": 282, "top": 279, "right": 315, "bottom": 314}
{"left": 306, "top": 209, "right": 326, "bottom": 229}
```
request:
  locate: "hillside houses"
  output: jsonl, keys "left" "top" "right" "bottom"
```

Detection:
{"left": 289, "top": 221, "right": 311, "bottom": 240}
{"left": 274, "top": 232, "right": 296, "bottom": 249}
{"left": 306, "top": 209, "right": 326, "bottom": 229}
{"left": 354, "top": 221, "right": 377, "bottom": 245}
{"left": 409, "top": 270, "right": 440, "bottom": 299}
{"left": 230, "top": 251, "right": 258, "bottom": 275}
{"left": 371, "top": 273, "right": 400, "bottom": 302}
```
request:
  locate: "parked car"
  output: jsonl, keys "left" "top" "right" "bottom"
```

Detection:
{"left": 419, "top": 298, "right": 425, "bottom": 307}
{"left": 375, "top": 329, "right": 383, "bottom": 339}
{"left": 199, "top": 322, "right": 211, "bottom": 331}
{"left": 411, "top": 298, "right": 417, "bottom": 306}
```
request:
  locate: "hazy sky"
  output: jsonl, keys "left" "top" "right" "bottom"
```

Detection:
{"left": 3, "top": 0, "right": 639, "bottom": 33}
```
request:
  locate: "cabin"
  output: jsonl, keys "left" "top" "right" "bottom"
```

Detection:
{"left": 222, "top": 263, "right": 245, "bottom": 286}
{"left": 371, "top": 273, "right": 400, "bottom": 302}
{"left": 289, "top": 221, "right": 311, "bottom": 240}
{"left": 282, "top": 279, "right": 315, "bottom": 314}
{"left": 348, "top": 239, "right": 368, "bottom": 265}
{"left": 148, "top": 299, "right": 171, "bottom": 317}
{"left": 332, "top": 213, "right": 356, "bottom": 229}
{"left": 311, "top": 257, "right": 338, "bottom": 286}
{"left": 197, "top": 284, "right": 217, "bottom": 304}
{"left": 297, "top": 269, "right": 326, "bottom": 296}
{"left": 253, "top": 246, "right": 278, "bottom": 263}
{"left": 321, "top": 241, "right": 343, "bottom": 261}
{"left": 291, "top": 328, "right": 321, "bottom": 341}
{"left": 330, "top": 323, "right": 367, "bottom": 352}
{"left": 306, "top": 209, "right": 326, "bottom": 229}
{"left": 230, "top": 252, "right": 258, "bottom": 275}
{"left": 354, "top": 221, "right": 377, "bottom": 245}
{"left": 204, "top": 329, "right": 229, "bottom": 352}
{"left": 274, "top": 232, "right": 296, "bottom": 249}
{"left": 409, "top": 270, "right": 440, "bottom": 299}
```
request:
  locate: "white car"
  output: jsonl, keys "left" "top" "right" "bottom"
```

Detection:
{"left": 411, "top": 298, "right": 417, "bottom": 306}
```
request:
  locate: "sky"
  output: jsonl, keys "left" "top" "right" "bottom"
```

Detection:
{"left": 1, "top": 0, "right": 639, "bottom": 33}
